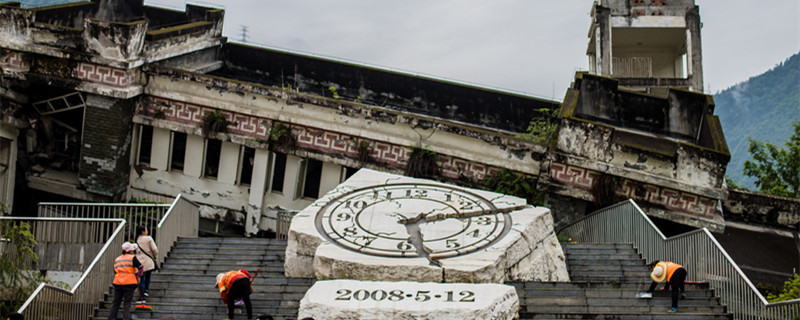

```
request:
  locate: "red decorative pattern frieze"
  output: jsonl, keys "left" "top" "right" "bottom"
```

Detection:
{"left": 550, "top": 162, "right": 600, "bottom": 189}
{"left": 550, "top": 162, "right": 718, "bottom": 217}
{"left": 0, "top": 51, "right": 28, "bottom": 72}
{"left": 76, "top": 63, "right": 136, "bottom": 87}
{"left": 440, "top": 157, "right": 499, "bottom": 181}
{"left": 141, "top": 96, "right": 501, "bottom": 180}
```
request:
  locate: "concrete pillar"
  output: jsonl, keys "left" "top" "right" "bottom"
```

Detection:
{"left": 284, "top": 154, "right": 303, "bottom": 200}
{"left": 0, "top": 122, "right": 19, "bottom": 210}
{"left": 184, "top": 135, "right": 204, "bottom": 178}
{"left": 596, "top": 6, "right": 613, "bottom": 77}
{"left": 246, "top": 148, "right": 270, "bottom": 236}
{"left": 319, "top": 162, "right": 342, "bottom": 198}
{"left": 686, "top": 6, "right": 704, "bottom": 92}
{"left": 151, "top": 127, "right": 170, "bottom": 171}
{"left": 217, "top": 141, "right": 239, "bottom": 184}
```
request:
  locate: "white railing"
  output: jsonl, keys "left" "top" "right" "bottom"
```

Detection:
{"left": 38, "top": 201, "right": 171, "bottom": 241}
{"left": 3, "top": 217, "right": 126, "bottom": 320}
{"left": 558, "top": 199, "right": 800, "bottom": 320}
{"left": 153, "top": 195, "right": 199, "bottom": 264}
{"left": 15, "top": 194, "right": 199, "bottom": 319}
{"left": 276, "top": 210, "right": 296, "bottom": 240}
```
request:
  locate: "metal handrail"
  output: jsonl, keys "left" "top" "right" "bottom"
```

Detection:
{"left": 558, "top": 199, "right": 800, "bottom": 320}
{"left": 4, "top": 217, "right": 127, "bottom": 319}
{"left": 154, "top": 194, "right": 199, "bottom": 265}
{"left": 14, "top": 194, "right": 199, "bottom": 319}
{"left": 38, "top": 201, "right": 172, "bottom": 240}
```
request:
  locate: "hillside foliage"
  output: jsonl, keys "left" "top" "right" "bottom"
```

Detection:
{"left": 714, "top": 52, "right": 800, "bottom": 189}
{"left": 743, "top": 121, "right": 800, "bottom": 198}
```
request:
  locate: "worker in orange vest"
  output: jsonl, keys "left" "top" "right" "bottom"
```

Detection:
{"left": 647, "top": 260, "right": 687, "bottom": 313}
{"left": 107, "top": 242, "right": 144, "bottom": 320}
{"left": 215, "top": 269, "right": 253, "bottom": 320}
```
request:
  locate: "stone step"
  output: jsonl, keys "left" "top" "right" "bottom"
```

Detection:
{"left": 98, "top": 292, "right": 304, "bottom": 309}
{"left": 165, "top": 252, "right": 285, "bottom": 260}
{"left": 159, "top": 261, "right": 284, "bottom": 268}
{"left": 521, "top": 296, "right": 721, "bottom": 307}
{"left": 566, "top": 269, "right": 651, "bottom": 277}
{"left": 518, "top": 304, "right": 727, "bottom": 314}
{"left": 562, "top": 243, "right": 637, "bottom": 249}
{"left": 167, "top": 248, "right": 285, "bottom": 255}
{"left": 567, "top": 264, "right": 649, "bottom": 271}
{"left": 93, "top": 307, "right": 301, "bottom": 320}
{"left": 517, "top": 281, "right": 710, "bottom": 291}
{"left": 566, "top": 258, "right": 646, "bottom": 265}
{"left": 158, "top": 265, "right": 285, "bottom": 274}
{"left": 516, "top": 243, "right": 731, "bottom": 320}
{"left": 147, "top": 278, "right": 311, "bottom": 290}
{"left": 522, "top": 289, "right": 716, "bottom": 299}
{"left": 563, "top": 247, "right": 642, "bottom": 255}
{"left": 175, "top": 241, "right": 286, "bottom": 248}
{"left": 520, "top": 312, "right": 733, "bottom": 319}
{"left": 565, "top": 253, "right": 644, "bottom": 260}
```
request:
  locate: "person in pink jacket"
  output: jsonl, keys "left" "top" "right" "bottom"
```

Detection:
{"left": 135, "top": 225, "right": 159, "bottom": 300}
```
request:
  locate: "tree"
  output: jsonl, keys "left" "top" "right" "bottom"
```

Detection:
{"left": 0, "top": 220, "right": 42, "bottom": 315}
{"left": 766, "top": 273, "right": 800, "bottom": 303}
{"left": 742, "top": 121, "right": 800, "bottom": 198}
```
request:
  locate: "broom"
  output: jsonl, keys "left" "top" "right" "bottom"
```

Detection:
{"left": 135, "top": 270, "right": 153, "bottom": 311}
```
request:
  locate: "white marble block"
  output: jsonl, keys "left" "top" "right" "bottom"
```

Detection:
{"left": 284, "top": 168, "right": 570, "bottom": 283}
{"left": 298, "top": 279, "right": 520, "bottom": 320}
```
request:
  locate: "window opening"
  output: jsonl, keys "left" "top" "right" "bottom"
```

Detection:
{"left": 270, "top": 152, "right": 286, "bottom": 192}
{"left": 138, "top": 125, "right": 153, "bottom": 164}
{"left": 204, "top": 139, "right": 222, "bottom": 179}
{"left": 169, "top": 131, "right": 187, "bottom": 171}
{"left": 238, "top": 146, "right": 255, "bottom": 185}
{"left": 302, "top": 158, "right": 323, "bottom": 199}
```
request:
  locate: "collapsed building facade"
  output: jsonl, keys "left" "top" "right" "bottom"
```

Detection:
{"left": 0, "top": 0, "right": 734, "bottom": 237}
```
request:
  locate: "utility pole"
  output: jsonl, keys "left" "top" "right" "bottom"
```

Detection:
{"left": 240, "top": 25, "right": 249, "bottom": 42}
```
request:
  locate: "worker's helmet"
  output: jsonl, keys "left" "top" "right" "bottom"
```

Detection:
{"left": 215, "top": 273, "right": 224, "bottom": 287}
{"left": 650, "top": 264, "right": 667, "bottom": 283}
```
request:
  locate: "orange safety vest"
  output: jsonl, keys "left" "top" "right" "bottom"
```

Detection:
{"left": 218, "top": 270, "right": 248, "bottom": 294}
{"left": 650, "top": 261, "right": 684, "bottom": 283}
{"left": 113, "top": 254, "right": 138, "bottom": 286}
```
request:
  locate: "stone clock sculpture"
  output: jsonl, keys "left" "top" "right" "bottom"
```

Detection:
{"left": 285, "top": 169, "right": 569, "bottom": 283}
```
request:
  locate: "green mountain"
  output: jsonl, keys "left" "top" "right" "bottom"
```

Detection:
{"left": 3, "top": 0, "right": 82, "bottom": 8}
{"left": 714, "top": 51, "right": 800, "bottom": 189}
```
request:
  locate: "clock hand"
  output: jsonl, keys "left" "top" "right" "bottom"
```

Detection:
{"left": 396, "top": 204, "right": 528, "bottom": 265}
{"left": 405, "top": 204, "right": 528, "bottom": 224}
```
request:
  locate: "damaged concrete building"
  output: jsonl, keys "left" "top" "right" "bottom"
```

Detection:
{"left": 0, "top": 0, "right": 797, "bottom": 285}
{"left": 0, "top": 0, "right": 729, "bottom": 235}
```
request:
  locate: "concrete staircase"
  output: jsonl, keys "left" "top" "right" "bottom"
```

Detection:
{"left": 515, "top": 243, "right": 733, "bottom": 319}
{"left": 93, "top": 239, "right": 734, "bottom": 319}
{"left": 93, "top": 237, "right": 313, "bottom": 320}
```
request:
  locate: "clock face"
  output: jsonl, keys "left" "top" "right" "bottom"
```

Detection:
{"left": 314, "top": 183, "right": 511, "bottom": 262}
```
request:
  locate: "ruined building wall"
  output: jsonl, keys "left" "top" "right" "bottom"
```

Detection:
{"left": 723, "top": 188, "right": 800, "bottom": 231}
{"left": 215, "top": 44, "right": 559, "bottom": 133}
{"left": 79, "top": 95, "right": 133, "bottom": 200}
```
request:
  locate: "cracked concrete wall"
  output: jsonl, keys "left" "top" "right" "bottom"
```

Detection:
{"left": 601, "top": 0, "right": 696, "bottom": 16}
{"left": 723, "top": 189, "right": 800, "bottom": 231}
{"left": 83, "top": 18, "right": 147, "bottom": 62}
{"left": 573, "top": 74, "right": 710, "bottom": 140}
{"left": 0, "top": 6, "right": 34, "bottom": 48}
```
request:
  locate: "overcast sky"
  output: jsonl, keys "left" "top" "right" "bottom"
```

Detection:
{"left": 144, "top": 0, "right": 799, "bottom": 101}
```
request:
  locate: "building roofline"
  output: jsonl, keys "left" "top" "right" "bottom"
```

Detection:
{"left": 225, "top": 40, "right": 559, "bottom": 104}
